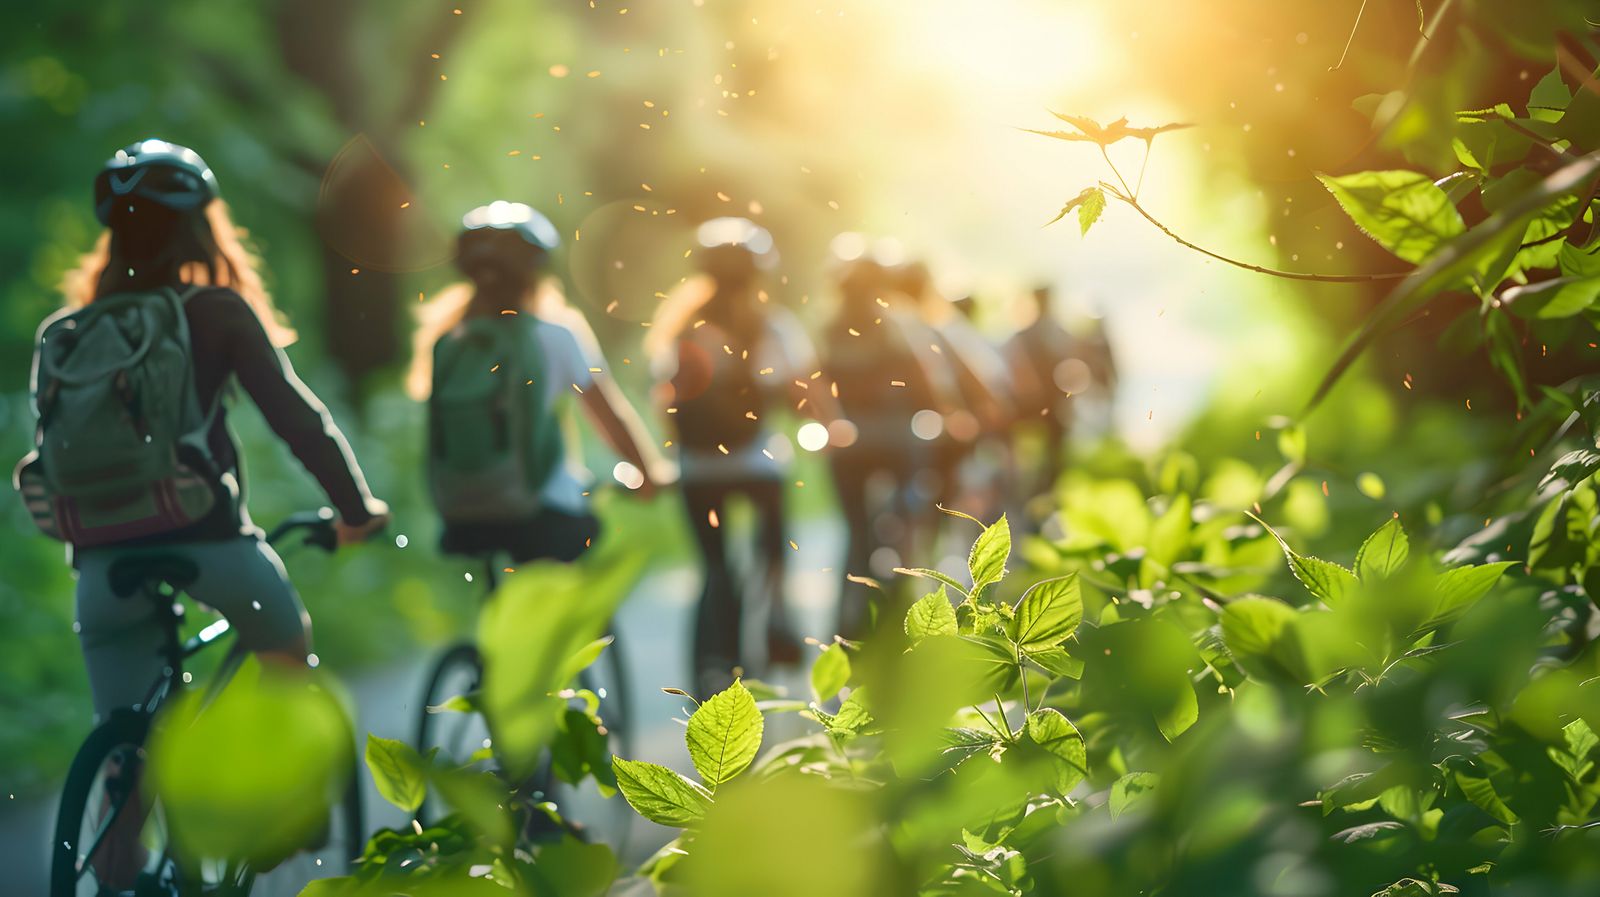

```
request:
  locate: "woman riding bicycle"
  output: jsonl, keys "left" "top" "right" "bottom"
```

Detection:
{"left": 647, "top": 217, "right": 845, "bottom": 691}
{"left": 408, "top": 201, "right": 663, "bottom": 563}
{"left": 16, "top": 138, "right": 390, "bottom": 892}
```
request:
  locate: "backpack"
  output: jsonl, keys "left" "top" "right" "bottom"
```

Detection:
{"left": 428, "top": 315, "right": 562, "bottom": 523}
{"left": 14, "top": 287, "right": 219, "bottom": 547}
{"left": 671, "top": 322, "right": 765, "bottom": 453}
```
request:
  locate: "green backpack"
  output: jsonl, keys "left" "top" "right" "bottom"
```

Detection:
{"left": 15, "top": 287, "right": 219, "bottom": 547}
{"left": 428, "top": 315, "right": 563, "bottom": 523}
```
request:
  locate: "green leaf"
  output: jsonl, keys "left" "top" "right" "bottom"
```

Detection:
{"left": 905, "top": 586, "right": 958, "bottom": 644}
{"left": 1539, "top": 448, "right": 1600, "bottom": 493}
{"left": 1110, "top": 772, "right": 1159, "bottom": 819}
{"left": 612, "top": 757, "right": 713, "bottom": 827}
{"left": 1355, "top": 518, "right": 1410, "bottom": 581}
{"left": 1564, "top": 718, "right": 1598, "bottom": 761}
{"left": 1045, "top": 186, "right": 1101, "bottom": 226}
{"left": 1426, "top": 561, "right": 1514, "bottom": 628}
{"left": 550, "top": 708, "right": 618, "bottom": 795}
{"left": 1146, "top": 494, "right": 1192, "bottom": 569}
{"left": 430, "top": 767, "right": 514, "bottom": 848}
{"left": 1155, "top": 681, "right": 1200, "bottom": 742}
{"left": 685, "top": 680, "right": 764, "bottom": 787}
{"left": 1455, "top": 771, "right": 1518, "bottom": 825}
{"left": 940, "top": 727, "right": 1004, "bottom": 767}
{"left": 1373, "top": 879, "right": 1462, "bottom": 897}
{"left": 1502, "top": 275, "right": 1600, "bottom": 319}
{"left": 1078, "top": 186, "right": 1106, "bottom": 236}
{"left": 1220, "top": 596, "right": 1304, "bottom": 682}
{"left": 969, "top": 515, "right": 1011, "bottom": 591}
{"left": 1307, "top": 151, "right": 1600, "bottom": 414}
{"left": 1290, "top": 553, "right": 1360, "bottom": 607}
{"left": 525, "top": 837, "right": 620, "bottom": 897}
{"left": 814, "top": 687, "right": 875, "bottom": 742}
{"left": 365, "top": 734, "right": 427, "bottom": 815}
{"left": 559, "top": 635, "right": 615, "bottom": 684}
{"left": 426, "top": 693, "right": 477, "bottom": 715}
{"left": 1024, "top": 708, "right": 1089, "bottom": 794}
{"left": 1317, "top": 170, "right": 1466, "bottom": 264}
{"left": 811, "top": 645, "right": 851, "bottom": 703}
{"left": 1010, "top": 573, "right": 1084, "bottom": 650}
{"left": 1026, "top": 646, "right": 1085, "bottom": 679}
{"left": 479, "top": 554, "right": 643, "bottom": 781}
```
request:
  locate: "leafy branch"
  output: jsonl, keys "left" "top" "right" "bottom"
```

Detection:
{"left": 1032, "top": 112, "right": 1415, "bottom": 284}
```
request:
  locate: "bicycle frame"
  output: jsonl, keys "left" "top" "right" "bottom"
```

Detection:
{"left": 63, "top": 510, "right": 339, "bottom": 895}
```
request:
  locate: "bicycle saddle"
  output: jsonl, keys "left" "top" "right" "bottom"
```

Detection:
{"left": 108, "top": 555, "right": 200, "bottom": 598}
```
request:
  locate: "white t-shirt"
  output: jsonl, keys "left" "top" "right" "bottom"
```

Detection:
{"left": 525, "top": 316, "right": 599, "bottom": 513}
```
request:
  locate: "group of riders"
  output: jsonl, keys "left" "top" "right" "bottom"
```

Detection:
{"left": 15, "top": 139, "right": 1115, "bottom": 891}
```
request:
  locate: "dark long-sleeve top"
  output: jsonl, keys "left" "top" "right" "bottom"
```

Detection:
{"left": 131, "top": 286, "right": 380, "bottom": 543}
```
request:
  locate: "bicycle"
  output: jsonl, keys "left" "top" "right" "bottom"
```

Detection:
{"left": 413, "top": 551, "right": 635, "bottom": 834}
{"left": 50, "top": 509, "right": 365, "bottom": 897}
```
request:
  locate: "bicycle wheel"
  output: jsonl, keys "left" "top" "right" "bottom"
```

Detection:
{"left": 415, "top": 643, "right": 491, "bottom": 824}
{"left": 51, "top": 710, "right": 167, "bottom": 897}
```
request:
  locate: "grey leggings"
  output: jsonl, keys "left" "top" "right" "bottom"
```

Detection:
{"left": 74, "top": 536, "right": 309, "bottom": 719}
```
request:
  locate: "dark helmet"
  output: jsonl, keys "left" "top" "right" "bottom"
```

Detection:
{"left": 457, "top": 201, "right": 561, "bottom": 277}
{"left": 94, "top": 139, "right": 219, "bottom": 225}
{"left": 695, "top": 217, "right": 777, "bottom": 280}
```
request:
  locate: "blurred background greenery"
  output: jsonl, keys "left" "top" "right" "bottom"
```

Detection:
{"left": 1, "top": 0, "right": 1594, "bottom": 809}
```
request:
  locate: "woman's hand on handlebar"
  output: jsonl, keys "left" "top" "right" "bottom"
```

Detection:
{"left": 337, "top": 499, "right": 391, "bottom": 546}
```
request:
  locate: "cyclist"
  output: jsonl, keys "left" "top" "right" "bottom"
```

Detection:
{"left": 1004, "top": 284, "right": 1118, "bottom": 505}
{"left": 648, "top": 217, "right": 845, "bottom": 691}
{"left": 408, "top": 201, "right": 663, "bottom": 564}
{"left": 15, "top": 138, "right": 389, "bottom": 891}
{"left": 820, "top": 236, "right": 951, "bottom": 637}
{"left": 896, "top": 258, "right": 1015, "bottom": 539}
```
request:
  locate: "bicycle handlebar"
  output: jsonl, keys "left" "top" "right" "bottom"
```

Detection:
{"left": 264, "top": 507, "right": 339, "bottom": 553}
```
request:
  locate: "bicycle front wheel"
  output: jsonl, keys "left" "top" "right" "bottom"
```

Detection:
{"left": 51, "top": 710, "right": 167, "bottom": 897}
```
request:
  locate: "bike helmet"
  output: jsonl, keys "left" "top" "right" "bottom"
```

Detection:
{"left": 695, "top": 216, "right": 777, "bottom": 279}
{"left": 458, "top": 201, "right": 561, "bottom": 276}
{"left": 94, "top": 139, "right": 219, "bottom": 225}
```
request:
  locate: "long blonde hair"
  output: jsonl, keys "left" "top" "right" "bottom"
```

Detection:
{"left": 643, "top": 274, "right": 718, "bottom": 361}
{"left": 61, "top": 199, "right": 295, "bottom": 347}
{"left": 406, "top": 277, "right": 569, "bottom": 400}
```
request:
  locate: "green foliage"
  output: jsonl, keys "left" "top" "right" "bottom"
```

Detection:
{"left": 614, "top": 758, "right": 715, "bottom": 827}
{"left": 1009, "top": 573, "right": 1083, "bottom": 651}
{"left": 365, "top": 734, "right": 427, "bottom": 815}
{"left": 1316, "top": 170, "right": 1466, "bottom": 264}
{"left": 905, "top": 586, "right": 959, "bottom": 644}
{"left": 685, "top": 681, "right": 765, "bottom": 788}
{"left": 477, "top": 553, "right": 642, "bottom": 781}
{"left": 147, "top": 662, "right": 350, "bottom": 867}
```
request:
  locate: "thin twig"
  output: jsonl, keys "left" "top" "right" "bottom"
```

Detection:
{"left": 1106, "top": 186, "right": 1412, "bottom": 283}
{"left": 1098, "top": 146, "right": 1135, "bottom": 199}
{"left": 1017, "top": 645, "right": 1032, "bottom": 714}
{"left": 1133, "top": 139, "right": 1153, "bottom": 201}
{"left": 1330, "top": 0, "right": 1371, "bottom": 72}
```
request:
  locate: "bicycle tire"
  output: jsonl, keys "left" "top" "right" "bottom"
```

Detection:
{"left": 415, "top": 642, "right": 488, "bottom": 825}
{"left": 51, "top": 710, "right": 156, "bottom": 897}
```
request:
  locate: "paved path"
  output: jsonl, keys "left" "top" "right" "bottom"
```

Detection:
{"left": 0, "top": 521, "right": 845, "bottom": 893}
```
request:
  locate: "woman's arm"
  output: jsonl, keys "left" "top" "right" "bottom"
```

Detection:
{"left": 580, "top": 378, "right": 669, "bottom": 495}
{"left": 222, "top": 296, "right": 388, "bottom": 536}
